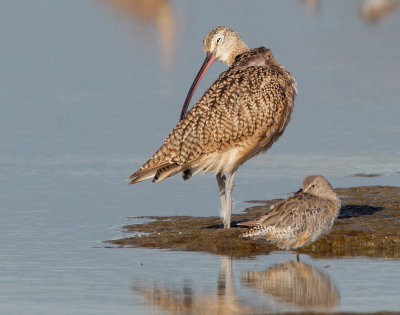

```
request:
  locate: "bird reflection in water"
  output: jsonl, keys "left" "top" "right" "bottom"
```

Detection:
{"left": 243, "top": 261, "right": 339, "bottom": 310}
{"left": 102, "top": 0, "right": 176, "bottom": 68}
{"left": 132, "top": 256, "right": 255, "bottom": 314}
{"left": 299, "top": 0, "right": 320, "bottom": 13}
{"left": 360, "top": 0, "right": 399, "bottom": 23}
{"left": 300, "top": 0, "right": 399, "bottom": 23}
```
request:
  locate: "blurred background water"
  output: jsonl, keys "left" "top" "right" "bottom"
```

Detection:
{"left": 0, "top": 0, "right": 399, "bottom": 313}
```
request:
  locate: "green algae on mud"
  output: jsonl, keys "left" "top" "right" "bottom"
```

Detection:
{"left": 107, "top": 186, "right": 400, "bottom": 258}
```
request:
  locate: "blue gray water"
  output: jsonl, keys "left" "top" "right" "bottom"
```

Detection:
{"left": 1, "top": 0, "right": 399, "bottom": 313}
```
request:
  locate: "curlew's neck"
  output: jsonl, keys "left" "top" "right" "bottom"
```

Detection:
{"left": 225, "top": 42, "right": 250, "bottom": 66}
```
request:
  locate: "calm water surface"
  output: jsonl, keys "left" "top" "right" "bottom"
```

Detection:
{"left": 0, "top": 0, "right": 399, "bottom": 313}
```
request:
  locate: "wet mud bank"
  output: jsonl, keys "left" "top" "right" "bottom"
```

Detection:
{"left": 107, "top": 186, "right": 400, "bottom": 258}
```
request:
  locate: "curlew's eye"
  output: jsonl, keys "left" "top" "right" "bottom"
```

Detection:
{"left": 216, "top": 37, "right": 222, "bottom": 44}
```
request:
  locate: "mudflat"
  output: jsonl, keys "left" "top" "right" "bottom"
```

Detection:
{"left": 108, "top": 186, "right": 400, "bottom": 258}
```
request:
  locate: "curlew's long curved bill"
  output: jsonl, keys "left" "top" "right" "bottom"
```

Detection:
{"left": 180, "top": 51, "right": 216, "bottom": 121}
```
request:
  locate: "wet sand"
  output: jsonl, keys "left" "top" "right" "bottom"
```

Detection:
{"left": 107, "top": 185, "right": 400, "bottom": 258}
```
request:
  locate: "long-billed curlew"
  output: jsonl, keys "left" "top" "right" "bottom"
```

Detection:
{"left": 128, "top": 26, "right": 297, "bottom": 228}
{"left": 240, "top": 175, "right": 341, "bottom": 260}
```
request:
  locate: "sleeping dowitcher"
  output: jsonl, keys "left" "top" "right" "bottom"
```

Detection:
{"left": 240, "top": 175, "right": 340, "bottom": 260}
{"left": 128, "top": 26, "right": 297, "bottom": 228}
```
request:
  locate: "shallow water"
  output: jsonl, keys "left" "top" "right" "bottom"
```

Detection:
{"left": 1, "top": 0, "right": 399, "bottom": 313}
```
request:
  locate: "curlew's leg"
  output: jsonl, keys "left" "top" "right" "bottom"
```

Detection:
{"left": 216, "top": 173, "right": 226, "bottom": 216}
{"left": 296, "top": 252, "right": 300, "bottom": 262}
{"left": 222, "top": 171, "right": 237, "bottom": 229}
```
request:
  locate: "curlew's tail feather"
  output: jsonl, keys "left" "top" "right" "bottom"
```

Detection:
{"left": 152, "top": 163, "right": 184, "bottom": 183}
{"left": 126, "top": 170, "right": 157, "bottom": 184}
{"left": 126, "top": 163, "right": 168, "bottom": 184}
{"left": 127, "top": 163, "right": 184, "bottom": 184}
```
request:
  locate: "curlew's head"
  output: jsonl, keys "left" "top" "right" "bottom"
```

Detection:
{"left": 202, "top": 26, "right": 249, "bottom": 66}
{"left": 180, "top": 26, "right": 249, "bottom": 121}
{"left": 302, "top": 175, "right": 339, "bottom": 203}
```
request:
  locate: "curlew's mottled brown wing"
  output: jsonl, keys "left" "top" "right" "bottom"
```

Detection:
{"left": 128, "top": 48, "right": 296, "bottom": 184}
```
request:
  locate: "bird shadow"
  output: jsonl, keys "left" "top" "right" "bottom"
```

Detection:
{"left": 338, "top": 204, "right": 383, "bottom": 219}
{"left": 205, "top": 205, "right": 384, "bottom": 228}
{"left": 205, "top": 221, "right": 244, "bottom": 229}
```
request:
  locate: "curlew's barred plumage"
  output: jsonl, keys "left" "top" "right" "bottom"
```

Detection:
{"left": 240, "top": 175, "right": 341, "bottom": 258}
{"left": 128, "top": 26, "right": 297, "bottom": 228}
